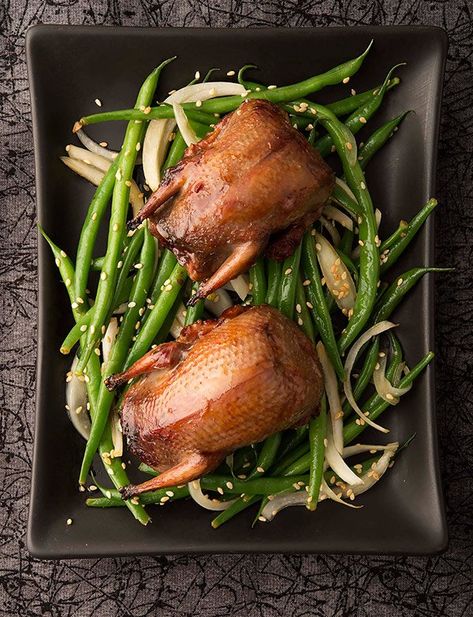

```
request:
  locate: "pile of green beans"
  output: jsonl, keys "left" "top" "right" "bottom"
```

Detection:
{"left": 41, "top": 42, "right": 446, "bottom": 527}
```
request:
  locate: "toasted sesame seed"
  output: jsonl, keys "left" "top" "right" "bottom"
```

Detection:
{"left": 323, "top": 438, "right": 328, "bottom": 447}
{"left": 164, "top": 284, "right": 173, "bottom": 292}
{"left": 100, "top": 271, "right": 107, "bottom": 280}
{"left": 115, "top": 169, "right": 122, "bottom": 181}
{"left": 237, "top": 474, "right": 247, "bottom": 479}
{"left": 226, "top": 70, "right": 235, "bottom": 76}
{"left": 360, "top": 181, "right": 366, "bottom": 190}
{"left": 295, "top": 303, "right": 302, "bottom": 314}
{"left": 71, "top": 302, "right": 79, "bottom": 309}
{"left": 342, "top": 77, "right": 350, "bottom": 84}
{"left": 303, "top": 279, "right": 311, "bottom": 286}
{"left": 346, "top": 142, "right": 353, "bottom": 151}
{"left": 267, "top": 85, "right": 277, "bottom": 89}
{"left": 95, "top": 98, "right": 102, "bottom": 107}
{"left": 297, "top": 317, "right": 303, "bottom": 326}
{"left": 397, "top": 278, "right": 403, "bottom": 286}
{"left": 128, "top": 301, "right": 136, "bottom": 308}
{"left": 359, "top": 116, "right": 367, "bottom": 124}
{"left": 258, "top": 516, "right": 267, "bottom": 522}
{"left": 358, "top": 240, "right": 364, "bottom": 247}
{"left": 226, "top": 481, "right": 234, "bottom": 490}
{"left": 195, "top": 100, "right": 202, "bottom": 107}
{"left": 91, "top": 212, "right": 98, "bottom": 221}
{"left": 284, "top": 267, "right": 292, "bottom": 276}
{"left": 315, "top": 242, "right": 322, "bottom": 251}
{"left": 306, "top": 301, "right": 313, "bottom": 309}
{"left": 217, "top": 487, "right": 224, "bottom": 495}
{"left": 143, "top": 106, "right": 151, "bottom": 114}
{"left": 256, "top": 466, "right": 265, "bottom": 474}
{"left": 134, "top": 263, "right": 143, "bottom": 269}
{"left": 386, "top": 393, "right": 395, "bottom": 401}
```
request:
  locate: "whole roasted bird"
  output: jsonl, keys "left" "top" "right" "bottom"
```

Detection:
{"left": 106, "top": 305, "right": 324, "bottom": 497}
{"left": 130, "top": 99, "right": 334, "bottom": 302}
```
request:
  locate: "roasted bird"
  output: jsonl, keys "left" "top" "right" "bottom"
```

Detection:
{"left": 106, "top": 305, "right": 324, "bottom": 497}
{"left": 129, "top": 99, "right": 334, "bottom": 303}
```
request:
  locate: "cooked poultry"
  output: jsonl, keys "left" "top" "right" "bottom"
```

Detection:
{"left": 129, "top": 99, "right": 334, "bottom": 303}
{"left": 106, "top": 305, "right": 324, "bottom": 497}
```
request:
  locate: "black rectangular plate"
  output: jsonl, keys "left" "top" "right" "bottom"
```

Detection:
{"left": 27, "top": 25, "right": 448, "bottom": 558}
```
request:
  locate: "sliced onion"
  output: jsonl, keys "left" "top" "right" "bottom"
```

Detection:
{"left": 60, "top": 156, "right": 144, "bottom": 217}
{"left": 66, "top": 145, "right": 111, "bottom": 172}
{"left": 323, "top": 204, "right": 354, "bottom": 231}
{"left": 314, "top": 232, "right": 356, "bottom": 311}
{"left": 343, "top": 321, "right": 397, "bottom": 433}
{"left": 188, "top": 479, "right": 237, "bottom": 511}
{"left": 375, "top": 208, "right": 382, "bottom": 230}
{"left": 75, "top": 128, "right": 118, "bottom": 160}
{"left": 65, "top": 356, "right": 91, "bottom": 440}
{"left": 316, "top": 342, "right": 344, "bottom": 453}
{"left": 169, "top": 317, "right": 183, "bottom": 340}
{"left": 392, "top": 361, "right": 408, "bottom": 387}
{"left": 172, "top": 102, "right": 198, "bottom": 146}
{"left": 325, "top": 421, "right": 364, "bottom": 486}
{"left": 143, "top": 81, "right": 247, "bottom": 190}
{"left": 110, "top": 412, "right": 123, "bottom": 458}
{"left": 228, "top": 274, "right": 250, "bottom": 301}
{"left": 342, "top": 442, "right": 399, "bottom": 458}
{"left": 102, "top": 317, "right": 118, "bottom": 364}
{"left": 205, "top": 288, "right": 233, "bottom": 317}
{"left": 335, "top": 177, "right": 358, "bottom": 203}
{"left": 319, "top": 215, "right": 341, "bottom": 247}
{"left": 343, "top": 444, "right": 398, "bottom": 498}
{"left": 373, "top": 354, "right": 411, "bottom": 404}
{"left": 321, "top": 477, "right": 361, "bottom": 508}
{"left": 175, "top": 302, "right": 188, "bottom": 327}
{"left": 113, "top": 302, "right": 129, "bottom": 315}
{"left": 261, "top": 490, "right": 312, "bottom": 521}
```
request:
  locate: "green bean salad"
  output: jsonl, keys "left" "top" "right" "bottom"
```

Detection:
{"left": 41, "top": 42, "right": 447, "bottom": 527}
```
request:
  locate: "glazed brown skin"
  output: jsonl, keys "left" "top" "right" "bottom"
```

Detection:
{"left": 130, "top": 99, "right": 334, "bottom": 302}
{"left": 106, "top": 306, "right": 324, "bottom": 497}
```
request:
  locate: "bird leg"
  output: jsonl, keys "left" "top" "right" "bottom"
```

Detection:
{"left": 128, "top": 170, "right": 184, "bottom": 230}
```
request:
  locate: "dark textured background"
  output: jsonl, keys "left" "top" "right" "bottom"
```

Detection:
{"left": 1, "top": 1, "right": 472, "bottom": 615}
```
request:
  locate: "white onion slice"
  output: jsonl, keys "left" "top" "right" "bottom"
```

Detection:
{"left": 65, "top": 356, "right": 91, "bottom": 440}
{"left": 228, "top": 274, "right": 250, "bottom": 301}
{"left": 169, "top": 318, "right": 183, "bottom": 340}
{"left": 188, "top": 479, "right": 237, "bottom": 511}
{"left": 373, "top": 354, "right": 411, "bottom": 404}
{"left": 342, "top": 441, "right": 399, "bottom": 458}
{"left": 342, "top": 444, "right": 398, "bottom": 498}
{"left": 60, "top": 156, "right": 144, "bottom": 217}
{"left": 323, "top": 204, "right": 354, "bottom": 231}
{"left": 321, "top": 477, "right": 361, "bottom": 508}
{"left": 261, "top": 490, "right": 314, "bottom": 520}
{"left": 110, "top": 412, "right": 123, "bottom": 458}
{"left": 375, "top": 208, "right": 382, "bottom": 230}
{"left": 66, "top": 145, "right": 111, "bottom": 171}
{"left": 316, "top": 342, "right": 344, "bottom": 453}
{"left": 75, "top": 128, "right": 118, "bottom": 160}
{"left": 335, "top": 176, "right": 358, "bottom": 203}
{"left": 319, "top": 215, "right": 341, "bottom": 247}
{"left": 172, "top": 102, "right": 198, "bottom": 146}
{"left": 325, "top": 421, "right": 364, "bottom": 486}
{"left": 102, "top": 317, "right": 118, "bottom": 364}
{"left": 314, "top": 232, "right": 356, "bottom": 311}
{"left": 205, "top": 288, "right": 233, "bottom": 317}
{"left": 343, "top": 321, "right": 397, "bottom": 433}
{"left": 143, "top": 81, "right": 247, "bottom": 190}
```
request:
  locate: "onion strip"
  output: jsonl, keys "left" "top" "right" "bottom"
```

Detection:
{"left": 316, "top": 342, "right": 344, "bottom": 453}
{"left": 172, "top": 102, "right": 198, "bottom": 146}
{"left": 335, "top": 176, "right": 358, "bottom": 203}
{"left": 324, "top": 421, "right": 364, "bottom": 486}
{"left": 65, "top": 356, "right": 91, "bottom": 440}
{"left": 75, "top": 128, "right": 118, "bottom": 160}
{"left": 343, "top": 321, "right": 397, "bottom": 433}
{"left": 205, "top": 288, "right": 233, "bottom": 317}
{"left": 314, "top": 232, "right": 356, "bottom": 311}
{"left": 188, "top": 479, "right": 237, "bottom": 511}
{"left": 323, "top": 204, "right": 354, "bottom": 231}
{"left": 373, "top": 354, "right": 411, "bottom": 404}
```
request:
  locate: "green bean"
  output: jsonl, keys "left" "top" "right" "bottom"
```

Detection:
{"left": 271, "top": 442, "right": 310, "bottom": 476}
{"left": 308, "top": 126, "right": 318, "bottom": 146}
{"left": 279, "top": 243, "right": 302, "bottom": 320}
{"left": 90, "top": 256, "right": 104, "bottom": 271}
{"left": 79, "top": 228, "right": 156, "bottom": 484}
{"left": 330, "top": 183, "right": 361, "bottom": 217}
{"left": 338, "top": 228, "right": 354, "bottom": 255}
{"left": 313, "top": 106, "right": 379, "bottom": 354}
{"left": 278, "top": 426, "right": 309, "bottom": 460}
{"left": 249, "top": 258, "right": 267, "bottom": 306}
{"left": 326, "top": 77, "right": 400, "bottom": 116}
{"left": 73, "top": 156, "right": 121, "bottom": 304}
{"left": 125, "top": 263, "right": 187, "bottom": 368}
{"left": 38, "top": 226, "right": 84, "bottom": 322}
{"left": 246, "top": 433, "right": 282, "bottom": 480}
{"left": 315, "top": 65, "right": 402, "bottom": 158}
{"left": 211, "top": 495, "right": 260, "bottom": 528}
{"left": 358, "top": 112, "right": 410, "bottom": 170}
{"left": 308, "top": 396, "right": 327, "bottom": 510}
{"left": 185, "top": 283, "right": 205, "bottom": 325}
{"left": 295, "top": 274, "right": 316, "bottom": 342}
{"left": 77, "top": 60, "right": 172, "bottom": 374}
{"left": 153, "top": 289, "right": 184, "bottom": 345}
{"left": 380, "top": 199, "right": 438, "bottom": 273}
{"left": 60, "top": 226, "right": 146, "bottom": 354}
{"left": 79, "top": 105, "right": 215, "bottom": 128}
{"left": 86, "top": 484, "right": 189, "bottom": 507}
{"left": 201, "top": 474, "right": 309, "bottom": 495}
{"left": 238, "top": 64, "right": 258, "bottom": 88}
{"left": 372, "top": 267, "right": 452, "bottom": 324}
{"left": 342, "top": 338, "right": 379, "bottom": 417}
{"left": 379, "top": 220, "right": 409, "bottom": 252}
{"left": 265, "top": 259, "right": 282, "bottom": 307}
{"left": 343, "top": 351, "right": 434, "bottom": 444}
{"left": 178, "top": 42, "right": 374, "bottom": 116}
{"left": 148, "top": 249, "right": 179, "bottom": 305}
{"left": 302, "top": 231, "right": 345, "bottom": 380}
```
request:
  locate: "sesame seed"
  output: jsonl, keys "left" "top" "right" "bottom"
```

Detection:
{"left": 315, "top": 243, "right": 322, "bottom": 251}
{"left": 134, "top": 263, "right": 143, "bottom": 269}
{"left": 342, "top": 77, "right": 350, "bottom": 84}
{"left": 306, "top": 301, "right": 313, "bottom": 309}
{"left": 295, "top": 303, "right": 302, "bottom": 314}
{"left": 227, "top": 70, "right": 235, "bottom": 76}
{"left": 66, "top": 518, "right": 73, "bottom": 525}
{"left": 226, "top": 481, "right": 234, "bottom": 489}
{"left": 95, "top": 98, "right": 102, "bottom": 107}
{"left": 117, "top": 260, "right": 123, "bottom": 269}
{"left": 128, "top": 301, "right": 136, "bottom": 308}
{"left": 112, "top": 223, "right": 119, "bottom": 232}
{"left": 258, "top": 516, "right": 267, "bottom": 522}
{"left": 303, "top": 279, "right": 311, "bottom": 286}
{"left": 323, "top": 438, "right": 328, "bottom": 447}
{"left": 297, "top": 317, "right": 303, "bottom": 326}
{"left": 164, "top": 284, "right": 173, "bottom": 292}
{"left": 166, "top": 490, "right": 174, "bottom": 497}
{"left": 217, "top": 487, "right": 224, "bottom": 495}
{"left": 379, "top": 351, "right": 386, "bottom": 357}
{"left": 71, "top": 302, "right": 79, "bottom": 309}
{"left": 375, "top": 363, "right": 380, "bottom": 370}
{"left": 267, "top": 85, "right": 277, "bottom": 90}
{"left": 346, "top": 142, "right": 353, "bottom": 151}
{"left": 143, "top": 106, "right": 151, "bottom": 114}
{"left": 237, "top": 474, "right": 247, "bottom": 480}
{"left": 115, "top": 169, "right": 122, "bottom": 181}
{"left": 195, "top": 100, "right": 202, "bottom": 107}
{"left": 134, "top": 321, "right": 141, "bottom": 330}
{"left": 358, "top": 240, "right": 364, "bottom": 247}
{"left": 285, "top": 267, "right": 292, "bottom": 275}
{"left": 91, "top": 212, "right": 97, "bottom": 221}
{"left": 256, "top": 466, "right": 265, "bottom": 473}
{"left": 386, "top": 393, "right": 395, "bottom": 401}
{"left": 160, "top": 495, "right": 170, "bottom": 503}
{"left": 55, "top": 257, "right": 61, "bottom": 267}
{"left": 90, "top": 325, "right": 95, "bottom": 334}
{"left": 100, "top": 271, "right": 107, "bottom": 280}
{"left": 65, "top": 278, "right": 71, "bottom": 287}
{"left": 310, "top": 107, "right": 317, "bottom": 115}
{"left": 360, "top": 182, "right": 366, "bottom": 190}
{"left": 194, "top": 70, "right": 200, "bottom": 80}
{"left": 94, "top": 348, "right": 100, "bottom": 356}
{"left": 359, "top": 116, "right": 367, "bottom": 124}
{"left": 397, "top": 278, "right": 403, "bottom": 286}
{"left": 351, "top": 88, "right": 356, "bottom": 96}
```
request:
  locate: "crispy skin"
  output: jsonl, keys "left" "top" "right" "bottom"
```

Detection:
{"left": 132, "top": 100, "right": 334, "bottom": 301}
{"left": 109, "top": 306, "right": 324, "bottom": 496}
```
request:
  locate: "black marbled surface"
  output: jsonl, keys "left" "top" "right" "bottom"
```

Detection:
{"left": 1, "top": 1, "right": 472, "bottom": 615}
